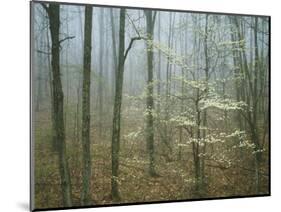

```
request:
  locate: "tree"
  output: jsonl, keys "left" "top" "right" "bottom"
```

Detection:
{"left": 111, "top": 8, "right": 126, "bottom": 202}
{"left": 157, "top": 14, "right": 162, "bottom": 108}
{"left": 32, "top": 5, "right": 270, "bottom": 206}
{"left": 252, "top": 17, "right": 261, "bottom": 193}
{"left": 200, "top": 14, "right": 210, "bottom": 192}
{"left": 110, "top": 8, "right": 118, "bottom": 99}
{"left": 81, "top": 5, "right": 93, "bottom": 205}
{"left": 98, "top": 8, "right": 105, "bottom": 137}
{"left": 144, "top": 10, "right": 158, "bottom": 176}
{"left": 232, "top": 16, "right": 265, "bottom": 194}
{"left": 111, "top": 8, "right": 142, "bottom": 201}
{"left": 163, "top": 13, "right": 175, "bottom": 160}
{"left": 35, "top": 37, "right": 43, "bottom": 112}
{"left": 41, "top": 2, "right": 72, "bottom": 206}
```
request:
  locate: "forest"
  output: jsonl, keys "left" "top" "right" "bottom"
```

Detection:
{"left": 31, "top": 1, "right": 270, "bottom": 209}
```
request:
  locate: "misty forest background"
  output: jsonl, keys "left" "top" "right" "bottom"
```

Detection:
{"left": 32, "top": 2, "right": 269, "bottom": 209}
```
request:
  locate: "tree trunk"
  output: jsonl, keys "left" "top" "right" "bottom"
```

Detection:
{"left": 234, "top": 16, "right": 262, "bottom": 194}
{"left": 64, "top": 6, "right": 70, "bottom": 129}
{"left": 229, "top": 16, "right": 243, "bottom": 130}
{"left": 47, "top": 3, "right": 72, "bottom": 206}
{"left": 98, "top": 8, "right": 104, "bottom": 138}
{"left": 194, "top": 89, "right": 201, "bottom": 196}
{"left": 81, "top": 5, "right": 93, "bottom": 205}
{"left": 35, "top": 40, "right": 43, "bottom": 112}
{"left": 110, "top": 9, "right": 117, "bottom": 99}
{"left": 45, "top": 26, "right": 55, "bottom": 146}
{"left": 111, "top": 8, "right": 126, "bottom": 202}
{"left": 156, "top": 13, "right": 161, "bottom": 114}
{"left": 200, "top": 14, "right": 209, "bottom": 192}
{"left": 253, "top": 16, "right": 261, "bottom": 194}
{"left": 145, "top": 10, "right": 157, "bottom": 176}
{"left": 163, "top": 12, "right": 174, "bottom": 161}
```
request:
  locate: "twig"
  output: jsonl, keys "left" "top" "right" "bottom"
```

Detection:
{"left": 126, "top": 14, "right": 143, "bottom": 38}
{"left": 40, "top": 3, "right": 49, "bottom": 14}
{"left": 59, "top": 36, "right": 75, "bottom": 44}
{"left": 37, "top": 49, "right": 51, "bottom": 55}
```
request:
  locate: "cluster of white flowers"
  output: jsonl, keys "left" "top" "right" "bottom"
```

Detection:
{"left": 124, "top": 128, "right": 143, "bottom": 140}
{"left": 252, "top": 148, "right": 266, "bottom": 154}
{"left": 173, "top": 77, "right": 208, "bottom": 92}
{"left": 218, "top": 39, "right": 245, "bottom": 47}
{"left": 225, "top": 130, "right": 246, "bottom": 139}
{"left": 232, "top": 140, "right": 255, "bottom": 149}
{"left": 142, "top": 108, "right": 157, "bottom": 118}
{"left": 200, "top": 97, "right": 247, "bottom": 111}
{"left": 152, "top": 42, "right": 189, "bottom": 68}
{"left": 205, "top": 135, "right": 224, "bottom": 144}
{"left": 169, "top": 115, "right": 196, "bottom": 127}
{"left": 209, "top": 153, "right": 232, "bottom": 168}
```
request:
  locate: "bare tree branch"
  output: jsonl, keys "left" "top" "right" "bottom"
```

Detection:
{"left": 40, "top": 3, "right": 49, "bottom": 15}
{"left": 123, "top": 36, "right": 145, "bottom": 62}
{"left": 59, "top": 36, "right": 75, "bottom": 44}
{"left": 37, "top": 49, "right": 51, "bottom": 55}
{"left": 126, "top": 13, "right": 142, "bottom": 37}
{"left": 152, "top": 11, "right": 157, "bottom": 29}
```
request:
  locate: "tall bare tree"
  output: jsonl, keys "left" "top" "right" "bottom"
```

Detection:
{"left": 81, "top": 5, "right": 93, "bottom": 205}
{"left": 111, "top": 8, "right": 126, "bottom": 201}
{"left": 111, "top": 8, "right": 143, "bottom": 201}
{"left": 41, "top": 3, "right": 72, "bottom": 206}
{"left": 98, "top": 8, "right": 105, "bottom": 137}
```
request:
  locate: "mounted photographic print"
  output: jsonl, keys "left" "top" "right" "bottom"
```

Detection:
{"left": 30, "top": 0, "right": 270, "bottom": 211}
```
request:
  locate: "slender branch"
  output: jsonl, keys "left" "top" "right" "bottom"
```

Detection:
{"left": 152, "top": 11, "right": 157, "bottom": 29}
{"left": 59, "top": 36, "right": 75, "bottom": 44}
{"left": 170, "top": 94, "right": 191, "bottom": 103}
{"left": 240, "top": 109, "right": 253, "bottom": 128}
{"left": 37, "top": 49, "right": 51, "bottom": 55}
{"left": 40, "top": 3, "right": 49, "bottom": 14}
{"left": 241, "top": 17, "right": 269, "bottom": 35}
{"left": 183, "top": 126, "right": 193, "bottom": 135}
{"left": 126, "top": 13, "right": 142, "bottom": 37}
{"left": 123, "top": 36, "right": 145, "bottom": 62}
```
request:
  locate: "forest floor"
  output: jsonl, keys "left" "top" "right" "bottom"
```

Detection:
{"left": 34, "top": 111, "right": 269, "bottom": 209}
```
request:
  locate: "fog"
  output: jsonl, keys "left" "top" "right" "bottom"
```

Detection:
{"left": 31, "top": 2, "right": 269, "bottom": 209}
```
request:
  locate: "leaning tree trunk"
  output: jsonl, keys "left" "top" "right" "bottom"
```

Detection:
{"left": 145, "top": 10, "right": 157, "bottom": 177}
{"left": 47, "top": 3, "right": 72, "bottom": 206}
{"left": 81, "top": 5, "right": 93, "bottom": 205}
